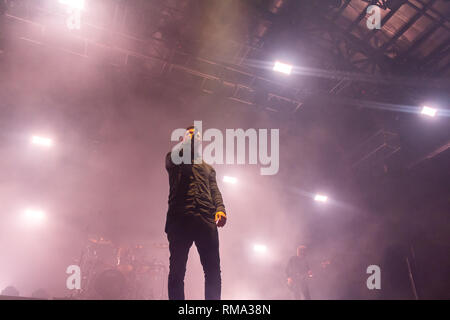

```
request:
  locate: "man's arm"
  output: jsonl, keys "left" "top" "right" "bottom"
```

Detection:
{"left": 209, "top": 168, "right": 227, "bottom": 227}
{"left": 286, "top": 257, "right": 294, "bottom": 286}
{"left": 286, "top": 257, "right": 293, "bottom": 277}
{"left": 209, "top": 168, "right": 225, "bottom": 213}
{"left": 306, "top": 260, "right": 313, "bottom": 278}
{"left": 165, "top": 151, "right": 174, "bottom": 171}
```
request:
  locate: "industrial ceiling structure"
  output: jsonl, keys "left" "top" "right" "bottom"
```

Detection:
{"left": 1, "top": 0, "right": 448, "bottom": 112}
{"left": 0, "top": 0, "right": 448, "bottom": 187}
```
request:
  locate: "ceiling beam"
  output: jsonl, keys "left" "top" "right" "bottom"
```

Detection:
{"left": 398, "top": 16, "right": 446, "bottom": 59}
{"left": 380, "top": 0, "right": 437, "bottom": 52}
{"left": 345, "top": 2, "right": 373, "bottom": 33}
{"left": 364, "top": 1, "right": 405, "bottom": 42}
{"left": 421, "top": 36, "right": 450, "bottom": 65}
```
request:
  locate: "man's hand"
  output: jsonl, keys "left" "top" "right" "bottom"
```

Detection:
{"left": 287, "top": 277, "right": 293, "bottom": 287}
{"left": 215, "top": 211, "right": 227, "bottom": 227}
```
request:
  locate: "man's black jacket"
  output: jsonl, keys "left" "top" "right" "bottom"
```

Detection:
{"left": 165, "top": 148, "right": 226, "bottom": 233}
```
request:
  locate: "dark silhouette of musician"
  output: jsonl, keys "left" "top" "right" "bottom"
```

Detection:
{"left": 165, "top": 125, "right": 227, "bottom": 300}
{"left": 286, "top": 245, "right": 313, "bottom": 300}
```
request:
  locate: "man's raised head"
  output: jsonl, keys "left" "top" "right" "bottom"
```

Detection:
{"left": 184, "top": 125, "right": 202, "bottom": 142}
{"left": 297, "top": 245, "right": 307, "bottom": 257}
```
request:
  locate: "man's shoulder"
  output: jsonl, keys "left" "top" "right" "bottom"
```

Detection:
{"left": 166, "top": 151, "right": 174, "bottom": 162}
{"left": 202, "top": 160, "right": 214, "bottom": 168}
{"left": 166, "top": 150, "right": 179, "bottom": 169}
{"left": 202, "top": 161, "right": 216, "bottom": 172}
{"left": 166, "top": 149, "right": 181, "bottom": 159}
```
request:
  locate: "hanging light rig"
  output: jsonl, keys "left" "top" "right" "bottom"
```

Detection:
{"left": 59, "top": 0, "right": 85, "bottom": 30}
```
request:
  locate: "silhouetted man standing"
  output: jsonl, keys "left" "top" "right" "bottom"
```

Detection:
{"left": 165, "top": 125, "right": 227, "bottom": 300}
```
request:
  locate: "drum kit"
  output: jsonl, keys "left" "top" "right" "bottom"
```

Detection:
{"left": 75, "top": 236, "right": 168, "bottom": 300}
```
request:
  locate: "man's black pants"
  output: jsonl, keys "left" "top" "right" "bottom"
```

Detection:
{"left": 167, "top": 218, "right": 221, "bottom": 300}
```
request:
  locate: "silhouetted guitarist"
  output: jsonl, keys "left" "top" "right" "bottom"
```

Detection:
{"left": 286, "top": 245, "right": 312, "bottom": 300}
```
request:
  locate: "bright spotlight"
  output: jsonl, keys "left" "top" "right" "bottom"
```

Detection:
{"left": 421, "top": 106, "right": 437, "bottom": 117}
{"left": 31, "top": 135, "right": 53, "bottom": 147}
{"left": 314, "top": 194, "right": 328, "bottom": 202}
{"left": 273, "top": 61, "right": 292, "bottom": 75}
{"left": 59, "top": 0, "right": 85, "bottom": 9}
{"left": 23, "top": 209, "right": 46, "bottom": 225}
{"left": 253, "top": 244, "right": 267, "bottom": 253}
{"left": 223, "top": 176, "right": 237, "bottom": 184}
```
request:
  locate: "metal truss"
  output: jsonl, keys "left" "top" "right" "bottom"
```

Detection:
{"left": 349, "top": 129, "right": 401, "bottom": 171}
{"left": 262, "top": 0, "right": 450, "bottom": 107}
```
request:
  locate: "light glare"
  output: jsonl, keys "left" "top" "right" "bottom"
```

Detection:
{"left": 253, "top": 244, "right": 267, "bottom": 253}
{"left": 314, "top": 194, "right": 328, "bottom": 202}
{"left": 273, "top": 61, "right": 292, "bottom": 75}
{"left": 31, "top": 136, "right": 53, "bottom": 147}
{"left": 23, "top": 209, "right": 46, "bottom": 225}
{"left": 59, "top": 0, "right": 85, "bottom": 10}
{"left": 223, "top": 176, "right": 237, "bottom": 184}
{"left": 421, "top": 106, "right": 437, "bottom": 117}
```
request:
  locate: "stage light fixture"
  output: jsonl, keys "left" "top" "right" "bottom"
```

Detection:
{"left": 253, "top": 244, "right": 267, "bottom": 253}
{"left": 23, "top": 209, "right": 46, "bottom": 225}
{"left": 223, "top": 176, "right": 237, "bottom": 184}
{"left": 273, "top": 61, "right": 292, "bottom": 75}
{"left": 59, "top": 0, "right": 85, "bottom": 10}
{"left": 421, "top": 106, "right": 437, "bottom": 117}
{"left": 31, "top": 135, "right": 53, "bottom": 147}
{"left": 314, "top": 194, "right": 328, "bottom": 202}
